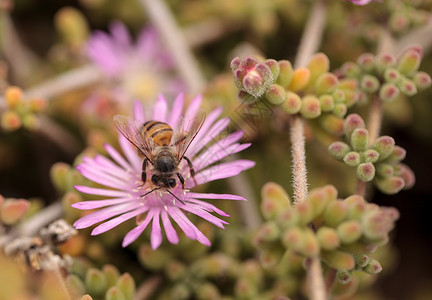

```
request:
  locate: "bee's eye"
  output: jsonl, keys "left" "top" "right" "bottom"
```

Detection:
{"left": 168, "top": 179, "right": 176, "bottom": 188}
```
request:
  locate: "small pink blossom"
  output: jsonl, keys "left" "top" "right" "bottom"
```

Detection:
{"left": 72, "top": 94, "right": 255, "bottom": 249}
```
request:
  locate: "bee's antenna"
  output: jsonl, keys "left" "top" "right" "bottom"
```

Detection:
{"left": 140, "top": 187, "right": 161, "bottom": 198}
{"left": 166, "top": 190, "right": 185, "bottom": 205}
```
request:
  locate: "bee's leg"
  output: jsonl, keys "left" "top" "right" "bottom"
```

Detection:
{"left": 176, "top": 172, "right": 185, "bottom": 190}
{"left": 183, "top": 156, "right": 198, "bottom": 186}
{"left": 140, "top": 158, "right": 148, "bottom": 186}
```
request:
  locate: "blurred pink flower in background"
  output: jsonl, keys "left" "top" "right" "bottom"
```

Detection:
{"left": 347, "top": 0, "right": 380, "bottom": 5}
{"left": 72, "top": 94, "right": 255, "bottom": 249}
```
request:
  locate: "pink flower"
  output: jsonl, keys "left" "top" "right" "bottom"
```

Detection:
{"left": 86, "top": 22, "right": 183, "bottom": 103}
{"left": 346, "top": 0, "right": 381, "bottom": 5}
{"left": 72, "top": 94, "right": 255, "bottom": 249}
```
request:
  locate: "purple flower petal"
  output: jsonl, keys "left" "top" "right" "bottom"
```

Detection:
{"left": 122, "top": 209, "right": 155, "bottom": 247}
{"left": 161, "top": 209, "right": 179, "bottom": 244}
{"left": 153, "top": 95, "right": 168, "bottom": 122}
{"left": 91, "top": 206, "right": 148, "bottom": 235}
{"left": 169, "top": 207, "right": 210, "bottom": 246}
{"left": 75, "top": 185, "right": 130, "bottom": 198}
{"left": 182, "top": 95, "right": 202, "bottom": 131}
{"left": 133, "top": 100, "right": 146, "bottom": 122}
{"left": 151, "top": 209, "right": 163, "bottom": 249}
{"left": 188, "top": 193, "right": 246, "bottom": 201}
{"left": 168, "top": 93, "right": 184, "bottom": 129}
{"left": 72, "top": 198, "right": 134, "bottom": 210}
{"left": 105, "top": 143, "right": 134, "bottom": 171}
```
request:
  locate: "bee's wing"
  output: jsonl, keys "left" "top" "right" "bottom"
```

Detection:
{"left": 171, "top": 113, "right": 206, "bottom": 159}
{"left": 113, "top": 115, "right": 155, "bottom": 160}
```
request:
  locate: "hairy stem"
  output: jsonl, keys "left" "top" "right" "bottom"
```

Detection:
{"left": 138, "top": 0, "right": 205, "bottom": 94}
{"left": 17, "top": 202, "right": 63, "bottom": 237}
{"left": 290, "top": 1, "right": 328, "bottom": 300}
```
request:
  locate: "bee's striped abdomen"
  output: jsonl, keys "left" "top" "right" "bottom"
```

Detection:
{"left": 142, "top": 121, "right": 173, "bottom": 146}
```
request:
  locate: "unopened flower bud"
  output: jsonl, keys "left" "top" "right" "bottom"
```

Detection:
{"left": 336, "top": 270, "right": 353, "bottom": 285}
{"left": 259, "top": 247, "right": 284, "bottom": 268}
{"left": 357, "top": 162, "right": 376, "bottom": 182}
{"left": 235, "top": 278, "right": 258, "bottom": 299}
{"left": 344, "top": 195, "right": 366, "bottom": 220}
{"left": 265, "top": 59, "right": 280, "bottom": 79}
{"left": 1, "top": 198, "right": 30, "bottom": 225}
{"left": 384, "top": 68, "right": 401, "bottom": 83}
{"left": 255, "top": 221, "right": 280, "bottom": 244}
{"left": 170, "top": 283, "right": 191, "bottom": 300}
{"left": 398, "top": 78, "right": 417, "bottom": 96}
{"left": 375, "top": 176, "right": 405, "bottom": 194}
{"left": 288, "top": 68, "right": 310, "bottom": 92}
{"left": 301, "top": 228, "right": 320, "bottom": 257}
{"left": 379, "top": 83, "right": 400, "bottom": 102}
{"left": 265, "top": 83, "right": 286, "bottom": 105}
{"left": 340, "top": 62, "right": 361, "bottom": 78}
{"left": 314, "top": 72, "right": 339, "bottom": 95}
{"left": 105, "top": 287, "right": 125, "bottom": 300}
{"left": 395, "top": 163, "right": 415, "bottom": 189}
{"left": 353, "top": 254, "right": 370, "bottom": 268}
{"left": 375, "top": 53, "right": 396, "bottom": 74}
{"left": 277, "top": 208, "right": 299, "bottom": 229}
{"left": 116, "top": 273, "right": 135, "bottom": 300}
{"left": 297, "top": 201, "right": 314, "bottom": 225}
{"left": 376, "top": 163, "right": 394, "bottom": 177}
{"left": 333, "top": 103, "right": 347, "bottom": 118}
{"left": 329, "top": 142, "right": 351, "bottom": 160}
{"left": 66, "top": 274, "right": 86, "bottom": 299}
{"left": 357, "top": 53, "right": 375, "bottom": 72}
{"left": 281, "top": 91, "right": 302, "bottom": 114}
{"left": 373, "top": 136, "right": 395, "bottom": 160}
{"left": 363, "top": 258, "right": 382, "bottom": 274}
{"left": 300, "top": 95, "right": 321, "bottom": 119}
{"left": 413, "top": 71, "right": 431, "bottom": 90}
{"left": 344, "top": 114, "right": 365, "bottom": 138}
{"left": 317, "top": 227, "right": 340, "bottom": 250}
{"left": 389, "top": 12, "right": 409, "bottom": 33}
{"left": 321, "top": 114, "right": 344, "bottom": 136}
{"left": 343, "top": 151, "right": 361, "bottom": 167}
{"left": 360, "top": 74, "right": 380, "bottom": 93}
{"left": 337, "top": 220, "right": 362, "bottom": 244}
{"left": 307, "top": 52, "right": 330, "bottom": 84}
{"left": 276, "top": 60, "right": 293, "bottom": 88}
{"left": 386, "top": 145, "right": 406, "bottom": 164}
{"left": 85, "top": 268, "right": 108, "bottom": 297}
{"left": 4, "top": 86, "right": 23, "bottom": 108}
{"left": 398, "top": 47, "right": 422, "bottom": 76}
{"left": 102, "top": 264, "right": 120, "bottom": 287}
{"left": 138, "top": 244, "right": 172, "bottom": 270}
{"left": 307, "top": 188, "right": 330, "bottom": 218}
{"left": 237, "top": 90, "right": 256, "bottom": 103}
{"left": 260, "top": 182, "right": 291, "bottom": 220}
{"left": 281, "top": 227, "right": 303, "bottom": 250}
{"left": 350, "top": 128, "right": 369, "bottom": 152}
{"left": 1, "top": 110, "right": 21, "bottom": 131}
{"left": 321, "top": 250, "right": 355, "bottom": 270}
{"left": 363, "top": 149, "right": 380, "bottom": 163}
{"left": 332, "top": 89, "right": 345, "bottom": 103}
{"left": 196, "top": 282, "right": 221, "bottom": 300}
{"left": 362, "top": 207, "right": 398, "bottom": 241}
{"left": 324, "top": 201, "right": 349, "bottom": 227}
{"left": 319, "top": 94, "right": 334, "bottom": 112}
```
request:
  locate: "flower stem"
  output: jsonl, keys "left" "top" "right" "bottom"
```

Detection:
{"left": 138, "top": 0, "right": 206, "bottom": 94}
{"left": 290, "top": 1, "right": 328, "bottom": 300}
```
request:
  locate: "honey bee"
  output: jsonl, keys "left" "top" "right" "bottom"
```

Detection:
{"left": 113, "top": 114, "right": 205, "bottom": 204}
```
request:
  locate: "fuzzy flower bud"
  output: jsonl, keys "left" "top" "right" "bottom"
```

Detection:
{"left": 281, "top": 91, "right": 302, "bottom": 114}
{"left": 319, "top": 94, "right": 334, "bottom": 112}
{"left": 398, "top": 78, "right": 418, "bottom": 96}
{"left": 103, "top": 265, "right": 120, "bottom": 287}
{"left": 333, "top": 103, "right": 347, "bottom": 118}
{"left": 254, "top": 221, "right": 280, "bottom": 245}
{"left": 4, "top": 86, "right": 23, "bottom": 108}
{"left": 276, "top": 60, "right": 293, "bottom": 88}
{"left": 353, "top": 254, "right": 370, "bottom": 268}
{"left": 413, "top": 71, "right": 431, "bottom": 90}
{"left": 314, "top": 72, "right": 339, "bottom": 95}
{"left": 350, "top": 128, "right": 369, "bottom": 152}
{"left": 116, "top": 273, "right": 135, "bottom": 300}
{"left": 398, "top": 47, "right": 422, "bottom": 76}
{"left": 340, "top": 62, "right": 361, "bottom": 78}
{"left": 373, "top": 136, "right": 395, "bottom": 160}
{"left": 85, "top": 268, "right": 108, "bottom": 297}
{"left": 317, "top": 227, "right": 340, "bottom": 250}
{"left": 265, "top": 83, "right": 286, "bottom": 105}
{"left": 379, "top": 83, "right": 400, "bottom": 102}
{"left": 231, "top": 56, "right": 274, "bottom": 98}
{"left": 105, "top": 287, "right": 125, "bottom": 300}
{"left": 343, "top": 151, "right": 361, "bottom": 167}
{"left": 357, "top": 162, "right": 376, "bottom": 182}
{"left": 260, "top": 182, "right": 291, "bottom": 220}
{"left": 395, "top": 163, "right": 415, "bottom": 190}
{"left": 1, "top": 110, "right": 21, "bottom": 131}
{"left": 376, "top": 176, "right": 405, "bottom": 194}
{"left": 321, "top": 250, "right": 355, "bottom": 270}
{"left": 337, "top": 220, "right": 362, "bottom": 244}
{"left": 300, "top": 95, "right": 321, "bottom": 119}
{"left": 344, "top": 114, "right": 365, "bottom": 138}
{"left": 384, "top": 68, "right": 401, "bottom": 83}
{"left": 329, "top": 142, "right": 351, "bottom": 160}
{"left": 307, "top": 52, "right": 330, "bottom": 85}
{"left": 363, "top": 149, "right": 380, "bottom": 163}
{"left": 360, "top": 74, "right": 380, "bottom": 93}
{"left": 265, "top": 59, "right": 280, "bottom": 79}
{"left": 357, "top": 53, "right": 375, "bottom": 72}
{"left": 301, "top": 228, "right": 320, "bottom": 257}
{"left": 363, "top": 258, "right": 382, "bottom": 274}
{"left": 376, "top": 163, "right": 394, "bottom": 178}
{"left": 362, "top": 207, "right": 399, "bottom": 241}
{"left": 324, "top": 201, "right": 349, "bottom": 227}
{"left": 320, "top": 115, "right": 345, "bottom": 136}
{"left": 289, "top": 68, "right": 310, "bottom": 92}
{"left": 336, "top": 270, "right": 353, "bottom": 285}
{"left": 375, "top": 53, "right": 396, "bottom": 74}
